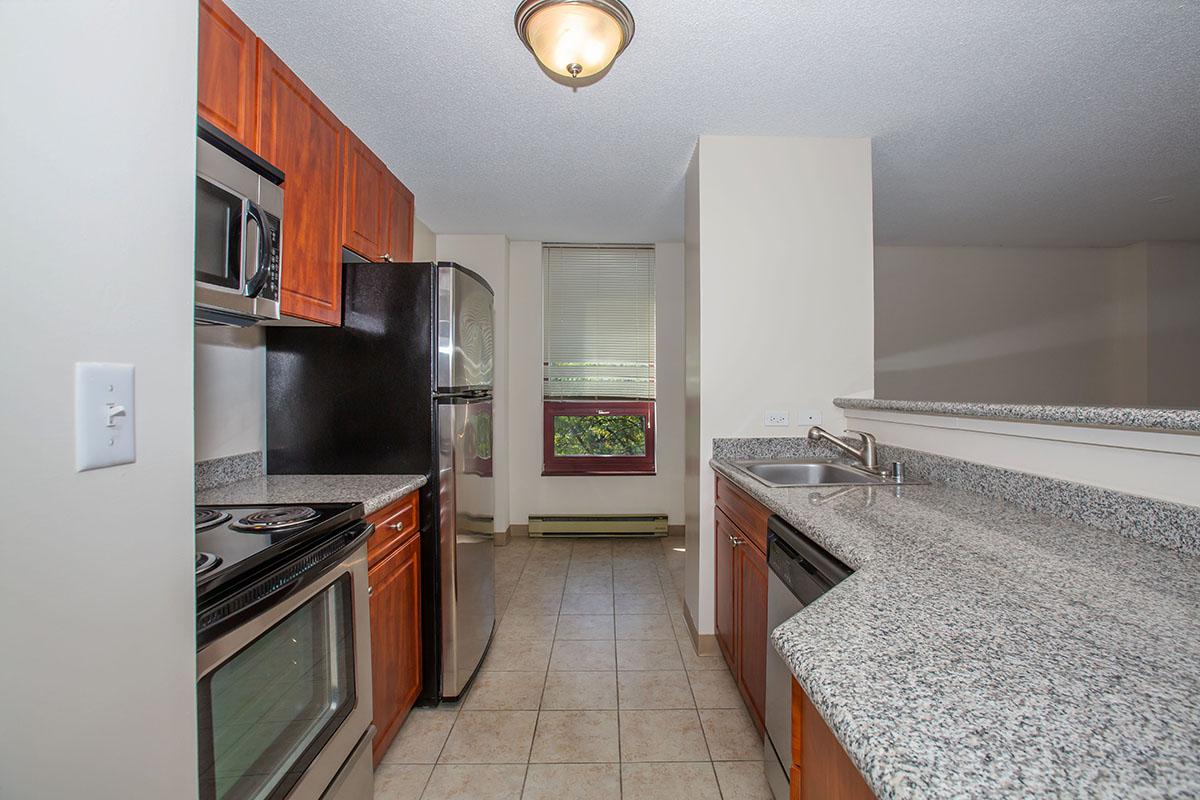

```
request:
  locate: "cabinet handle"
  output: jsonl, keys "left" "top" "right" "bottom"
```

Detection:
{"left": 729, "top": 534, "right": 743, "bottom": 547}
{"left": 367, "top": 585, "right": 373, "bottom": 597}
{"left": 381, "top": 252, "right": 393, "bottom": 262}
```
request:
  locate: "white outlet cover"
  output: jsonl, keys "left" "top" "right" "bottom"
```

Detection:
{"left": 765, "top": 410, "right": 790, "bottom": 427}
{"left": 800, "top": 409, "right": 824, "bottom": 426}
{"left": 75, "top": 362, "right": 136, "bottom": 472}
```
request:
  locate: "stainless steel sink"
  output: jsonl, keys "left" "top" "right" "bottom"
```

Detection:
{"left": 730, "top": 460, "right": 886, "bottom": 487}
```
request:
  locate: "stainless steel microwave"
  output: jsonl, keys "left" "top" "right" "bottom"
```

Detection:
{"left": 195, "top": 120, "right": 283, "bottom": 326}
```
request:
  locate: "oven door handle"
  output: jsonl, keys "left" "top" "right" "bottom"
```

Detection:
{"left": 244, "top": 200, "right": 272, "bottom": 299}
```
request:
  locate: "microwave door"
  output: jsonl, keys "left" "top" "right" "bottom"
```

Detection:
{"left": 195, "top": 176, "right": 244, "bottom": 291}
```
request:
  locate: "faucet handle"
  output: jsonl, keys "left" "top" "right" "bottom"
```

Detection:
{"left": 845, "top": 429, "right": 879, "bottom": 469}
{"left": 845, "top": 429, "right": 876, "bottom": 445}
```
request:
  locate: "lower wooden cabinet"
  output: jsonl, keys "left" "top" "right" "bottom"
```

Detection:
{"left": 714, "top": 508, "right": 737, "bottom": 665}
{"left": 735, "top": 537, "right": 768, "bottom": 727}
{"left": 366, "top": 492, "right": 422, "bottom": 765}
{"left": 714, "top": 475, "right": 770, "bottom": 732}
{"left": 792, "top": 677, "right": 875, "bottom": 799}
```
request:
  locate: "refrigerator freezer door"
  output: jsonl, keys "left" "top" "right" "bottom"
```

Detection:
{"left": 436, "top": 265, "right": 495, "bottom": 392}
{"left": 437, "top": 397, "right": 496, "bottom": 699}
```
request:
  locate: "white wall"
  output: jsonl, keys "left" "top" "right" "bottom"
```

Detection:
{"left": 685, "top": 137, "right": 876, "bottom": 636}
{"left": 195, "top": 326, "right": 266, "bottom": 461}
{"left": 413, "top": 217, "right": 436, "bottom": 261}
{"left": 0, "top": 1, "right": 199, "bottom": 797}
{"left": 1146, "top": 241, "right": 1200, "bottom": 407}
{"left": 436, "top": 235, "right": 511, "bottom": 533}
{"left": 507, "top": 242, "right": 687, "bottom": 526}
{"left": 874, "top": 243, "right": 1200, "bottom": 408}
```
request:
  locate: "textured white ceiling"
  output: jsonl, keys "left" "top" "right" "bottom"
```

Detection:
{"left": 228, "top": 0, "right": 1200, "bottom": 246}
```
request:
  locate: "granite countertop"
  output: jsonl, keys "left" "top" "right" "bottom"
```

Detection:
{"left": 711, "top": 459, "right": 1200, "bottom": 799}
{"left": 196, "top": 474, "right": 427, "bottom": 516}
{"left": 834, "top": 397, "right": 1200, "bottom": 433}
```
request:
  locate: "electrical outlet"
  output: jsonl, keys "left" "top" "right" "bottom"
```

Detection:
{"left": 765, "top": 410, "right": 790, "bottom": 427}
{"left": 800, "top": 409, "right": 824, "bottom": 426}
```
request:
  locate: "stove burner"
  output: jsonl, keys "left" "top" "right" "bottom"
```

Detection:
{"left": 196, "top": 552, "right": 222, "bottom": 575}
{"left": 195, "top": 508, "right": 231, "bottom": 532}
{"left": 230, "top": 506, "right": 319, "bottom": 532}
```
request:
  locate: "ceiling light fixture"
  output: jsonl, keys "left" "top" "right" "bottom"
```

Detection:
{"left": 514, "top": 0, "right": 635, "bottom": 82}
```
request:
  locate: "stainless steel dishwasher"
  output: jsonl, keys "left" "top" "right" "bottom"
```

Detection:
{"left": 764, "top": 515, "right": 852, "bottom": 800}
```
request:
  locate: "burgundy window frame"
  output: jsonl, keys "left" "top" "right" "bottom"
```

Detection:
{"left": 542, "top": 400, "right": 656, "bottom": 476}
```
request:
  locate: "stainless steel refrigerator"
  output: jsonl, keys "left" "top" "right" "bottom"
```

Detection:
{"left": 266, "top": 261, "right": 496, "bottom": 702}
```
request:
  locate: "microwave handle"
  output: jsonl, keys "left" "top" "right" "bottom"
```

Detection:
{"left": 244, "top": 201, "right": 272, "bottom": 299}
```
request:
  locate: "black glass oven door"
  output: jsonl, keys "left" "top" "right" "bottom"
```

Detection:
{"left": 195, "top": 176, "right": 244, "bottom": 292}
{"left": 197, "top": 574, "right": 356, "bottom": 800}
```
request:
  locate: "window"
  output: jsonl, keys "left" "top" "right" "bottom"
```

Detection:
{"left": 543, "top": 244, "right": 656, "bottom": 475}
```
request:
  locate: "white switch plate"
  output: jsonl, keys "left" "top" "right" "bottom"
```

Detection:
{"left": 765, "top": 410, "right": 790, "bottom": 427}
{"left": 800, "top": 409, "right": 824, "bottom": 426}
{"left": 75, "top": 362, "right": 135, "bottom": 472}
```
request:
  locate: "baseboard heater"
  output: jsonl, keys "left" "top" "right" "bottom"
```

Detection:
{"left": 528, "top": 514, "right": 669, "bottom": 538}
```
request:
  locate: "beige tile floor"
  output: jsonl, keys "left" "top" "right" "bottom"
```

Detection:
{"left": 375, "top": 533, "right": 773, "bottom": 800}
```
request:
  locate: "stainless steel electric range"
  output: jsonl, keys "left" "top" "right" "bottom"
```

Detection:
{"left": 195, "top": 503, "right": 375, "bottom": 800}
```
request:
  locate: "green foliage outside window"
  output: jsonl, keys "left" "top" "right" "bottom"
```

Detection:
{"left": 553, "top": 414, "right": 646, "bottom": 456}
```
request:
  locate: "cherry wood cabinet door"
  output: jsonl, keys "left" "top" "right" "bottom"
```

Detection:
{"left": 736, "top": 539, "right": 768, "bottom": 733}
{"left": 256, "top": 41, "right": 345, "bottom": 325}
{"left": 384, "top": 176, "right": 415, "bottom": 263}
{"left": 369, "top": 531, "right": 422, "bottom": 766}
{"left": 795, "top": 679, "right": 875, "bottom": 799}
{"left": 714, "top": 508, "right": 738, "bottom": 669}
{"left": 197, "top": 0, "right": 257, "bottom": 146}
{"left": 342, "top": 130, "right": 387, "bottom": 261}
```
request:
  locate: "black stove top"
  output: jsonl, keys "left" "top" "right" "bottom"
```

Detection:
{"left": 195, "top": 502, "right": 364, "bottom": 605}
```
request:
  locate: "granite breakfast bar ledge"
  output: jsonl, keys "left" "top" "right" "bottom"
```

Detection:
{"left": 710, "top": 459, "right": 1200, "bottom": 799}
{"left": 834, "top": 397, "right": 1200, "bottom": 433}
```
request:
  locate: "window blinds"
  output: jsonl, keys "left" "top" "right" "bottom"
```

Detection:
{"left": 543, "top": 244, "right": 656, "bottom": 400}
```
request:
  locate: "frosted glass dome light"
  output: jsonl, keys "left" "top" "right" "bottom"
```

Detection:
{"left": 515, "top": 0, "right": 635, "bottom": 81}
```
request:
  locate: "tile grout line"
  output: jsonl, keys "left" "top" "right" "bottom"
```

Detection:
{"left": 611, "top": 552, "right": 623, "bottom": 800}
{"left": 414, "top": 535, "right": 720, "bottom": 798}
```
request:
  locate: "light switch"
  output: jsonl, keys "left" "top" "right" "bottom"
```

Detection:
{"left": 75, "top": 362, "right": 135, "bottom": 471}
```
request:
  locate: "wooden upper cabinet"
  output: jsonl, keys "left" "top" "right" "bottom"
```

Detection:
{"left": 342, "top": 130, "right": 388, "bottom": 261}
{"left": 256, "top": 41, "right": 345, "bottom": 325}
{"left": 197, "top": 0, "right": 257, "bottom": 146}
{"left": 342, "top": 130, "right": 415, "bottom": 264}
{"left": 385, "top": 176, "right": 415, "bottom": 263}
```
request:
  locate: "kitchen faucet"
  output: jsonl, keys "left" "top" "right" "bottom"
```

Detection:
{"left": 807, "top": 426, "right": 884, "bottom": 474}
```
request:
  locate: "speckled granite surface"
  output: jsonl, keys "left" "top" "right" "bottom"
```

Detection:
{"left": 835, "top": 397, "right": 1200, "bottom": 433}
{"left": 197, "top": 474, "right": 427, "bottom": 516}
{"left": 194, "top": 451, "right": 263, "bottom": 491}
{"left": 711, "top": 459, "right": 1200, "bottom": 799}
{"left": 714, "top": 437, "right": 1200, "bottom": 555}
